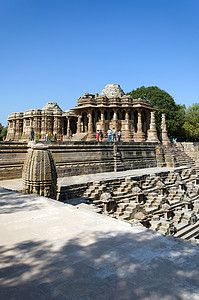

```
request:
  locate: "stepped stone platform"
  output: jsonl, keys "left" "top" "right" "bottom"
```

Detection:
{"left": 1, "top": 186, "right": 199, "bottom": 299}
{"left": 0, "top": 166, "right": 182, "bottom": 192}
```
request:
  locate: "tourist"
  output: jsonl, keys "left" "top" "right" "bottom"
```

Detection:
{"left": 100, "top": 130, "right": 103, "bottom": 141}
{"left": 31, "top": 129, "right": 34, "bottom": 141}
{"left": 118, "top": 130, "right": 121, "bottom": 142}
{"left": 96, "top": 130, "right": 100, "bottom": 142}
{"left": 107, "top": 129, "right": 112, "bottom": 141}
{"left": 45, "top": 133, "right": 48, "bottom": 141}
{"left": 112, "top": 128, "right": 117, "bottom": 142}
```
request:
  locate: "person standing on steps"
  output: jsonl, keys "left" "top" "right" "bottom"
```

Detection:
{"left": 112, "top": 128, "right": 117, "bottom": 142}
{"left": 107, "top": 129, "right": 112, "bottom": 141}
{"left": 31, "top": 129, "right": 34, "bottom": 141}
{"left": 100, "top": 130, "right": 103, "bottom": 141}
{"left": 118, "top": 130, "right": 121, "bottom": 142}
{"left": 96, "top": 130, "right": 100, "bottom": 142}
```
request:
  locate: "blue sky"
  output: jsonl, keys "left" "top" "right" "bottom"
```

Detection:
{"left": 0, "top": 0, "right": 199, "bottom": 126}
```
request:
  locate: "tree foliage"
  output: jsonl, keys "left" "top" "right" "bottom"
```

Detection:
{"left": 0, "top": 124, "right": 7, "bottom": 140}
{"left": 127, "top": 86, "right": 186, "bottom": 141}
{"left": 183, "top": 103, "right": 199, "bottom": 141}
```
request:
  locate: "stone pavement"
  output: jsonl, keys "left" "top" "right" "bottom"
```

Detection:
{"left": 1, "top": 186, "right": 199, "bottom": 299}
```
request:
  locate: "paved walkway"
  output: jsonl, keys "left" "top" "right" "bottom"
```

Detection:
{"left": 1, "top": 185, "right": 199, "bottom": 299}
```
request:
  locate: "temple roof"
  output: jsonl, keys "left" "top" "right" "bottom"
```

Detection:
{"left": 100, "top": 84, "right": 125, "bottom": 98}
{"left": 42, "top": 102, "right": 63, "bottom": 112}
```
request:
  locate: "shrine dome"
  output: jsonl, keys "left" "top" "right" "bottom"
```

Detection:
{"left": 100, "top": 84, "right": 125, "bottom": 98}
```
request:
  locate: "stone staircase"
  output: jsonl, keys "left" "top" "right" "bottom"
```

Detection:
{"left": 169, "top": 144, "right": 195, "bottom": 167}
{"left": 70, "top": 132, "right": 88, "bottom": 141}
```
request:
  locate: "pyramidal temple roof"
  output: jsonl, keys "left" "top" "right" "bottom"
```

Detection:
{"left": 100, "top": 84, "right": 125, "bottom": 98}
{"left": 42, "top": 102, "right": 63, "bottom": 111}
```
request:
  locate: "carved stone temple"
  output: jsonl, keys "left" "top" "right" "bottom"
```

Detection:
{"left": 6, "top": 84, "right": 166, "bottom": 143}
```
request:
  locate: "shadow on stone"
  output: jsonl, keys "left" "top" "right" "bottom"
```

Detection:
{"left": 1, "top": 231, "right": 199, "bottom": 299}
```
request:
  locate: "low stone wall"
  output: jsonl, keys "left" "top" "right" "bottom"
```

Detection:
{"left": 0, "top": 142, "right": 27, "bottom": 180}
{"left": 0, "top": 141, "right": 158, "bottom": 180}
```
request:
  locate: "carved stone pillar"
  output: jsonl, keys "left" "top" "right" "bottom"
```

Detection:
{"left": 120, "top": 109, "right": 133, "bottom": 142}
{"left": 77, "top": 115, "right": 81, "bottom": 134}
{"left": 87, "top": 111, "right": 95, "bottom": 140}
{"left": 15, "top": 119, "right": 20, "bottom": 139}
{"left": 134, "top": 110, "right": 145, "bottom": 142}
{"left": 101, "top": 110, "right": 105, "bottom": 121}
{"left": 12, "top": 119, "right": 16, "bottom": 140}
{"left": 146, "top": 111, "right": 160, "bottom": 143}
{"left": 67, "top": 117, "right": 71, "bottom": 137}
{"left": 113, "top": 110, "right": 117, "bottom": 121}
{"left": 161, "top": 113, "right": 171, "bottom": 147}
{"left": 87, "top": 113, "right": 92, "bottom": 133}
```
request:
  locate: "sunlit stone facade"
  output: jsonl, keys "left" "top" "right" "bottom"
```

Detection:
{"left": 6, "top": 84, "right": 164, "bottom": 143}
{"left": 73, "top": 84, "right": 158, "bottom": 142}
{"left": 6, "top": 102, "right": 77, "bottom": 141}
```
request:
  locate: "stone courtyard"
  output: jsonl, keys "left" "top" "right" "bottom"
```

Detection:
{"left": 1, "top": 185, "right": 199, "bottom": 300}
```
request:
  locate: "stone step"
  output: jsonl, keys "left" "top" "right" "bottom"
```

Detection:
{"left": 181, "top": 225, "right": 199, "bottom": 240}
{"left": 174, "top": 221, "right": 199, "bottom": 239}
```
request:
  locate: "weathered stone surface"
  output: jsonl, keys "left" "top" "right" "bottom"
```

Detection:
{"left": 100, "top": 84, "right": 125, "bottom": 97}
{"left": 22, "top": 143, "right": 57, "bottom": 199}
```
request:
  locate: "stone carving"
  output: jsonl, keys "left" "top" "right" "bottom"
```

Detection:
{"left": 22, "top": 143, "right": 57, "bottom": 199}
{"left": 100, "top": 192, "right": 116, "bottom": 213}
{"left": 161, "top": 113, "right": 171, "bottom": 147}
{"left": 147, "top": 111, "right": 160, "bottom": 143}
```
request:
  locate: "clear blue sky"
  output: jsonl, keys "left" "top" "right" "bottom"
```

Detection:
{"left": 0, "top": 0, "right": 199, "bottom": 126}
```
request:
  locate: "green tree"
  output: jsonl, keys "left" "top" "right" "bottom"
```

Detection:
{"left": 127, "top": 86, "right": 186, "bottom": 141}
{"left": 0, "top": 124, "right": 7, "bottom": 140}
{"left": 183, "top": 103, "right": 199, "bottom": 141}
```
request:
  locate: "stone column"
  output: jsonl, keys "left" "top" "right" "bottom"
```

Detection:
{"left": 15, "top": 119, "right": 20, "bottom": 139}
{"left": 67, "top": 117, "right": 71, "bottom": 137}
{"left": 125, "top": 110, "right": 129, "bottom": 121}
{"left": 134, "top": 110, "right": 145, "bottom": 142}
{"left": 120, "top": 109, "right": 133, "bottom": 141}
{"left": 88, "top": 112, "right": 93, "bottom": 133}
{"left": 87, "top": 111, "right": 95, "bottom": 140}
{"left": 146, "top": 111, "right": 160, "bottom": 143}
{"left": 161, "top": 113, "right": 171, "bottom": 147}
{"left": 113, "top": 110, "right": 118, "bottom": 121}
{"left": 22, "top": 143, "right": 57, "bottom": 199}
{"left": 77, "top": 115, "right": 81, "bottom": 134}
{"left": 12, "top": 119, "right": 16, "bottom": 140}
{"left": 101, "top": 110, "right": 105, "bottom": 121}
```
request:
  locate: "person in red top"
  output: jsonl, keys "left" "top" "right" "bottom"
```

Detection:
{"left": 96, "top": 130, "right": 100, "bottom": 141}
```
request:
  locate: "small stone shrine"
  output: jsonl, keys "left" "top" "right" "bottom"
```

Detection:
{"left": 22, "top": 143, "right": 57, "bottom": 199}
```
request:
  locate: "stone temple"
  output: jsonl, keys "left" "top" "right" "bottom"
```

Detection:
{"left": 6, "top": 84, "right": 160, "bottom": 143}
